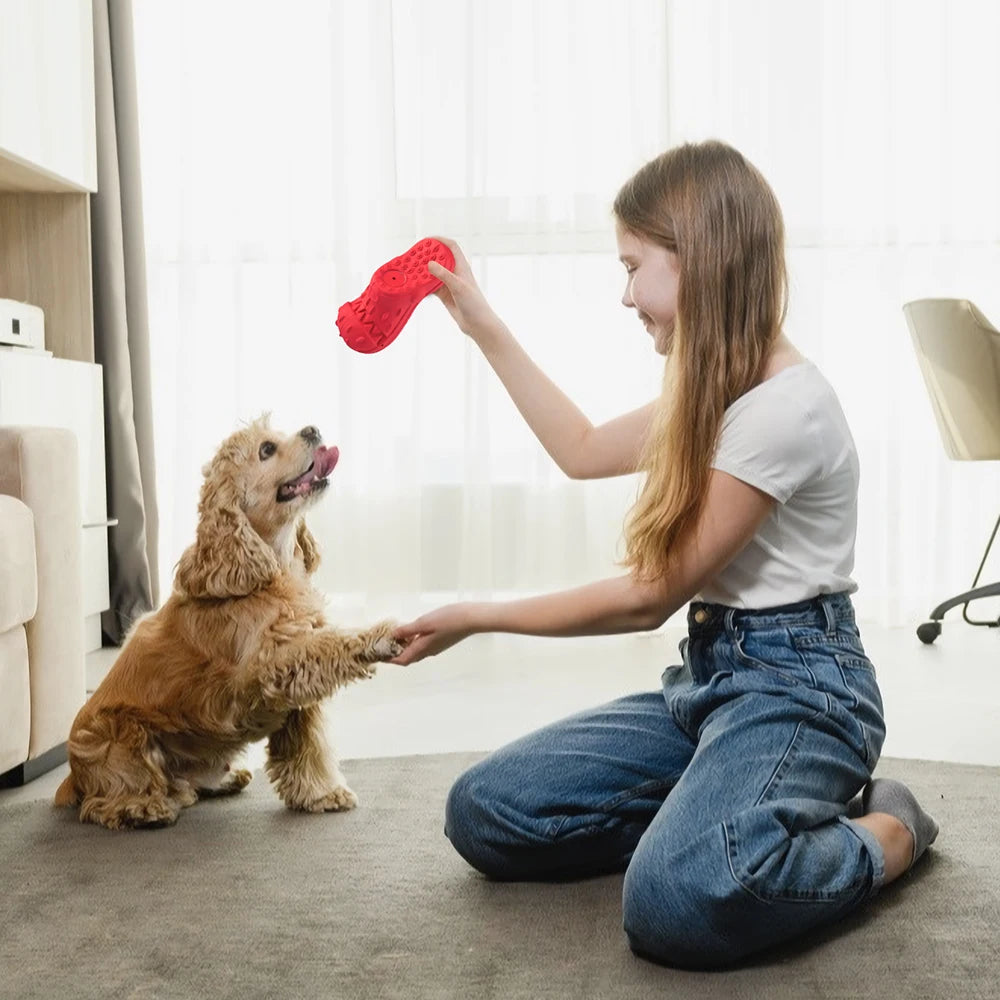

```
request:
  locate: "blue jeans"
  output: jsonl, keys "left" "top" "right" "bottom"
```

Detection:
{"left": 444, "top": 592, "right": 887, "bottom": 968}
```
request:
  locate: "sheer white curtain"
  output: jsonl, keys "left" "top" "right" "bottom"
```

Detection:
{"left": 133, "top": 0, "right": 1000, "bottom": 628}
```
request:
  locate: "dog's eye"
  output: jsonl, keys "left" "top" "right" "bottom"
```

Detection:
{"left": 259, "top": 441, "right": 277, "bottom": 461}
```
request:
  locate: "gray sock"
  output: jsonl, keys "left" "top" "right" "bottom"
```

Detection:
{"left": 862, "top": 778, "right": 939, "bottom": 869}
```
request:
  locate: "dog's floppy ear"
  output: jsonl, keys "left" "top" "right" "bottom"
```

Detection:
{"left": 175, "top": 465, "right": 280, "bottom": 599}
{"left": 295, "top": 519, "right": 321, "bottom": 575}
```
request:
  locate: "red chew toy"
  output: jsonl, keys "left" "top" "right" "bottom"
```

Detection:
{"left": 336, "top": 238, "right": 456, "bottom": 353}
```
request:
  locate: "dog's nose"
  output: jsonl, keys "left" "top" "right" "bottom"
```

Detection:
{"left": 300, "top": 425, "right": 321, "bottom": 445}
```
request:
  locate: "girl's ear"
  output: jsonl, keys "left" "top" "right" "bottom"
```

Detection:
{"left": 295, "top": 518, "right": 321, "bottom": 575}
{"left": 175, "top": 482, "right": 279, "bottom": 599}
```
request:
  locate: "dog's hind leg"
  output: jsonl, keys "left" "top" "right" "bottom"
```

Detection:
{"left": 80, "top": 792, "right": 180, "bottom": 830}
{"left": 71, "top": 711, "right": 181, "bottom": 830}
{"left": 265, "top": 704, "right": 356, "bottom": 811}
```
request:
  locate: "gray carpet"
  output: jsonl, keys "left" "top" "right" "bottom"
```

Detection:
{"left": 0, "top": 753, "right": 996, "bottom": 1000}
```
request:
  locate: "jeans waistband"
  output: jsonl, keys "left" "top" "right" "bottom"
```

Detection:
{"left": 687, "top": 592, "right": 856, "bottom": 635}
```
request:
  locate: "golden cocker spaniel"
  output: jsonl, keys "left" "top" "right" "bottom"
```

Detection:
{"left": 55, "top": 417, "right": 401, "bottom": 830}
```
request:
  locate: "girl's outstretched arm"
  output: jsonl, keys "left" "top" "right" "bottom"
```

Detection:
{"left": 391, "top": 469, "right": 775, "bottom": 665}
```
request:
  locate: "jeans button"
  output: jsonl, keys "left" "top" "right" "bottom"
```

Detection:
{"left": 694, "top": 609, "right": 708, "bottom": 624}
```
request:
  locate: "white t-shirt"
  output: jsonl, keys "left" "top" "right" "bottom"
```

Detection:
{"left": 701, "top": 361, "right": 859, "bottom": 609}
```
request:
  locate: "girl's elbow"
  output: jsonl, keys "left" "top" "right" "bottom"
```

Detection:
{"left": 627, "top": 581, "right": 677, "bottom": 631}
{"left": 628, "top": 600, "right": 670, "bottom": 632}
{"left": 639, "top": 607, "right": 670, "bottom": 631}
{"left": 562, "top": 456, "right": 592, "bottom": 480}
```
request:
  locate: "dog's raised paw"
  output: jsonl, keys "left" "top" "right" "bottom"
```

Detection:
{"left": 372, "top": 636, "right": 404, "bottom": 660}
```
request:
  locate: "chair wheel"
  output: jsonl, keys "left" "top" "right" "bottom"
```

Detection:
{"left": 917, "top": 621, "right": 942, "bottom": 644}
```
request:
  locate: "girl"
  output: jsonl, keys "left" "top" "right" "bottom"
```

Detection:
{"left": 390, "top": 140, "right": 937, "bottom": 969}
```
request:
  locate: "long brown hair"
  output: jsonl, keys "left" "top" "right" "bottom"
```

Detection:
{"left": 615, "top": 141, "right": 788, "bottom": 580}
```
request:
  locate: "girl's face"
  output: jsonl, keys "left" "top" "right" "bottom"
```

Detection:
{"left": 615, "top": 221, "right": 680, "bottom": 356}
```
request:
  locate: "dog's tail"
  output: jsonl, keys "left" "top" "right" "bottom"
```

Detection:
{"left": 54, "top": 772, "right": 79, "bottom": 808}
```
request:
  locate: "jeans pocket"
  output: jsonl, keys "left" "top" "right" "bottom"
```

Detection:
{"left": 792, "top": 628, "right": 868, "bottom": 660}
{"left": 732, "top": 628, "right": 801, "bottom": 687}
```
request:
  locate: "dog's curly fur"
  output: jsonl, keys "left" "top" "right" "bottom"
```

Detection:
{"left": 55, "top": 417, "right": 400, "bottom": 830}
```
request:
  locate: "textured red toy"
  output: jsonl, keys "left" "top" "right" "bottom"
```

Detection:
{"left": 337, "top": 238, "right": 456, "bottom": 353}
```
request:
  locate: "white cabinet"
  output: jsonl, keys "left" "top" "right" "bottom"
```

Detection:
{"left": 0, "top": 1, "right": 97, "bottom": 365}
{"left": 0, "top": 0, "right": 97, "bottom": 192}
{"left": 0, "top": 0, "right": 106, "bottom": 651}
{"left": 0, "top": 352, "right": 111, "bottom": 651}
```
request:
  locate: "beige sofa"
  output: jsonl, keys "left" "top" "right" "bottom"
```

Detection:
{"left": 0, "top": 426, "right": 86, "bottom": 786}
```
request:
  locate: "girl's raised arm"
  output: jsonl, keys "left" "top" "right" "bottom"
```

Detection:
{"left": 430, "top": 237, "right": 655, "bottom": 480}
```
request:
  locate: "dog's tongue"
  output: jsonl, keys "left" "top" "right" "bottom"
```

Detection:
{"left": 314, "top": 445, "right": 339, "bottom": 478}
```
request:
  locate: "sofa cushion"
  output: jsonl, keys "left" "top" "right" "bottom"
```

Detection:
{"left": 0, "top": 626, "right": 31, "bottom": 774}
{"left": 0, "top": 495, "right": 37, "bottom": 633}
{"left": 0, "top": 426, "right": 85, "bottom": 765}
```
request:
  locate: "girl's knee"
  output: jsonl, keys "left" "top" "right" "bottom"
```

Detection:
{"left": 444, "top": 758, "right": 566, "bottom": 880}
{"left": 443, "top": 768, "right": 485, "bottom": 862}
{"left": 621, "top": 849, "right": 737, "bottom": 969}
{"left": 444, "top": 764, "right": 518, "bottom": 878}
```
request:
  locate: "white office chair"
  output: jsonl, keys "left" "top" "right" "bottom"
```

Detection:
{"left": 903, "top": 298, "right": 1000, "bottom": 643}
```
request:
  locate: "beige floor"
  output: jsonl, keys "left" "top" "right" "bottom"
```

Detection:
{"left": 3, "top": 620, "right": 998, "bottom": 809}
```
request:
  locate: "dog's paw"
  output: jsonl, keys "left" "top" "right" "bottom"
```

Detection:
{"left": 193, "top": 765, "right": 253, "bottom": 798}
{"left": 363, "top": 620, "right": 403, "bottom": 661}
{"left": 228, "top": 767, "right": 253, "bottom": 790}
{"left": 174, "top": 783, "right": 199, "bottom": 808}
{"left": 84, "top": 795, "right": 180, "bottom": 830}
{"left": 215, "top": 767, "right": 253, "bottom": 795}
{"left": 293, "top": 785, "right": 359, "bottom": 813}
{"left": 371, "top": 635, "right": 404, "bottom": 661}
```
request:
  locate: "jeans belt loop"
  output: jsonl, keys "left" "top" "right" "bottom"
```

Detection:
{"left": 821, "top": 595, "right": 837, "bottom": 634}
{"left": 723, "top": 607, "right": 737, "bottom": 636}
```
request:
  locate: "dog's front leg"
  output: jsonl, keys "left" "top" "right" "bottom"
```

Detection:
{"left": 260, "top": 621, "right": 401, "bottom": 712}
{"left": 266, "top": 704, "right": 356, "bottom": 811}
